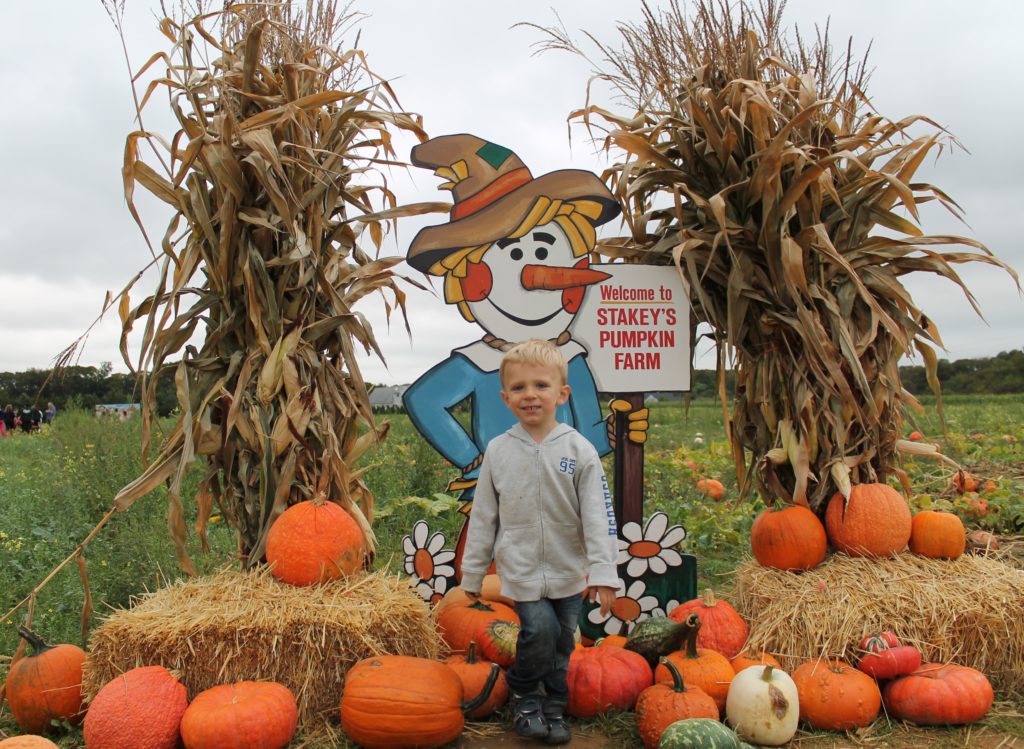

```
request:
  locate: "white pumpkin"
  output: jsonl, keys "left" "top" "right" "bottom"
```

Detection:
{"left": 725, "top": 664, "right": 799, "bottom": 746}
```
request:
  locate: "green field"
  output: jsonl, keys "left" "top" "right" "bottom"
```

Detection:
{"left": 1, "top": 396, "right": 1022, "bottom": 746}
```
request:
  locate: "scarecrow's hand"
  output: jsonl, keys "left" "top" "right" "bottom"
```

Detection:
{"left": 606, "top": 399, "right": 650, "bottom": 448}
{"left": 446, "top": 459, "right": 482, "bottom": 494}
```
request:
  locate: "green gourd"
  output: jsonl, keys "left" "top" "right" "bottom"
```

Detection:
{"left": 657, "top": 718, "right": 754, "bottom": 749}
{"left": 626, "top": 616, "right": 692, "bottom": 666}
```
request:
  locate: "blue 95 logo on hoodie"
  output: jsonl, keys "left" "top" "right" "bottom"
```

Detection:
{"left": 558, "top": 457, "right": 576, "bottom": 475}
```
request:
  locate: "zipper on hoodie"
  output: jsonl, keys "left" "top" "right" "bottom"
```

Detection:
{"left": 536, "top": 442, "right": 546, "bottom": 595}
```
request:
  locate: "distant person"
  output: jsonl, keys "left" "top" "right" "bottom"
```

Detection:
{"left": 44, "top": 402, "right": 56, "bottom": 424}
{"left": 20, "top": 408, "right": 34, "bottom": 433}
{"left": 2, "top": 405, "right": 14, "bottom": 435}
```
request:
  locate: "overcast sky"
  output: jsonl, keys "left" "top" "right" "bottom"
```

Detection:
{"left": 1, "top": 1, "right": 1021, "bottom": 386}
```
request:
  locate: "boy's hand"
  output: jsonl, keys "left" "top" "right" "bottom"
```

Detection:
{"left": 589, "top": 585, "right": 617, "bottom": 617}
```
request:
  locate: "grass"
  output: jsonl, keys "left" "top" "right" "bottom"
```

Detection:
{"left": 1, "top": 398, "right": 1022, "bottom": 746}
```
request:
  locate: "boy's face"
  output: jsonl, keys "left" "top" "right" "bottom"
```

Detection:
{"left": 500, "top": 361, "right": 570, "bottom": 432}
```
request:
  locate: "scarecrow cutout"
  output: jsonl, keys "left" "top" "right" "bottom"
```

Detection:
{"left": 401, "top": 135, "right": 695, "bottom": 638}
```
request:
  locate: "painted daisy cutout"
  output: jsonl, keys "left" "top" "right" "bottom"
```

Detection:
{"left": 652, "top": 599, "right": 682, "bottom": 618}
{"left": 402, "top": 520, "right": 456, "bottom": 582}
{"left": 587, "top": 579, "right": 660, "bottom": 636}
{"left": 617, "top": 511, "right": 686, "bottom": 578}
{"left": 413, "top": 574, "right": 450, "bottom": 605}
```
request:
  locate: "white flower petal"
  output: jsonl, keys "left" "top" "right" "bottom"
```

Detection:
{"left": 412, "top": 582, "right": 433, "bottom": 602}
{"left": 427, "top": 531, "right": 447, "bottom": 554}
{"left": 660, "top": 526, "right": 687, "bottom": 547}
{"left": 403, "top": 559, "right": 416, "bottom": 576}
{"left": 644, "top": 512, "right": 669, "bottom": 541}
{"left": 603, "top": 617, "right": 624, "bottom": 636}
{"left": 626, "top": 557, "right": 649, "bottom": 578}
{"left": 648, "top": 556, "right": 667, "bottom": 575}
{"left": 433, "top": 550, "right": 456, "bottom": 565}
{"left": 620, "top": 521, "right": 643, "bottom": 543}
{"left": 625, "top": 580, "right": 647, "bottom": 598}
{"left": 412, "top": 520, "right": 429, "bottom": 547}
{"left": 659, "top": 549, "right": 683, "bottom": 568}
{"left": 637, "top": 595, "right": 660, "bottom": 612}
{"left": 588, "top": 607, "right": 611, "bottom": 625}
{"left": 433, "top": 564, "right": 456, "bottom": 578}
{"left": 402, "top": 535, "right": 417, "bottom": 556}
{"left": 617, "top": 538, "right": 632, "bottom": 553}
{"left": 664, "top": 600, "right": 681, "bottom": 616}
{"left": 617, "top": 548, "right": 633, "bottom": 565}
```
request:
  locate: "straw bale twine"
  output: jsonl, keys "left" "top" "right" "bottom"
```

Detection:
{"left": 732, "top": 552, "right": 1024, "bottom": 693}
{"left": 82, "top": 568, "right": 441, "bottom": 729}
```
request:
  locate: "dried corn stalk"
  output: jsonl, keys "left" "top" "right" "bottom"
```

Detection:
{"left": 103, "top": 2, "right": 437, "bottom": 570}
{"left": 531, "top": 0, "right": 1019, "bottom": 509}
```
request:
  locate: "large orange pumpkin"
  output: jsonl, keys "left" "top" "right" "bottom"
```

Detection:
{"left": 83, "top": 665, "right": 188, "bottom": 749}
{"left": 3, "top": 627, "right": 86, "bottom": 734}
{"left": 635, "top": 658, "right": 718, "bottom": 748}
{"left": 0, "top": 737, "right": 61, "bottom": 748}
{"left": 566, "top": 646, "right": 653, "bottom": 718}
{"left": 882, "top": 663, "right": 994, "bottom": 725}
{"left": 433, "top": 574, "right": 514, "bottom": 614}
{"left": 435, "top": 599, "right": 520, "bottom": 668}
{"left": 791, "top": 659, "right": 881, "bottom": 730}
{"left": 824, "top": 483, "right": 911, "bottom": 558}
{"left": 656, "top": 614, "right": 734, "bottom": 713}
{"left": 340, "top": 655, "right": 497, "bottom": 749}
{"left": 668, "top": 589, "right": 748, "bottom": 659}
{"left": 750, "top": 504, "right": 827, "bottom": 571}
{"left": 909, "top": 510, "right": 966, "bottom": 560}
{"left": 265, "top": 496, "right": 366, "bottom": 586}
{"left": 180, "top": 681, "right": 298, "bottom": 749}
{"left": 445, "top": 642, "right": 509, "bottom": 719}
{"left": 696, "top": 478, "right": 726, "bottom": 501}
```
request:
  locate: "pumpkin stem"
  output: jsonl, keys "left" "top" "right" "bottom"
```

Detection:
{"left": 16, "top": 626, "right": 52, "bottom": 655}
{"left": 461, "top": 662, "right": 500, "bottom": 714}
{"left": 660, "top": 620, "right": 692, "bottom": 654}
{"left": 683, "top": 613, "right": 702, "bottom": 659}
{"left": 760, "top": 664, "right": 775, "bottom": 682}
{"left": 659, "top": 656, "right": 689, "bottom": 693}
{"left": 702, "top": 588, "right": 717, "bottom": 607}
{"left": 467, "top": 601, "right": 496, "bottom": 612}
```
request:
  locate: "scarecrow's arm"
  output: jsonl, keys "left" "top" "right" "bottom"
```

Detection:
{"left": 403, "top": 355, "right": 483, "bottom": 475}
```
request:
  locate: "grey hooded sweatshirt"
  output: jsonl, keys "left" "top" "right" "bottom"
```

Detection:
{"left": 460, "top": 422, "right": 620, "bottom": 602}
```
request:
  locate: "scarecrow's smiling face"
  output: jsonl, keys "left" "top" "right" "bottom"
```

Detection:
{"left": 467, "top": 222, "right": 578, "bottom": 341}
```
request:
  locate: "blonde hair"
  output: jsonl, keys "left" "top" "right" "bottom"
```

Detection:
{"left": 499, "top": 339, "right": 568, "bottom": 388}
{"left": 431, "top": 196, "right": 606, "bottom": 322}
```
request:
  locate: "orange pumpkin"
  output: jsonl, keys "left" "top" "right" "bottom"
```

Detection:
{"left": 656, "top": 614, "right": 734, "bottom": 713}
{"left": 635, "top": 658, "right": 718, "bottom": 748}
{"left": 434, "top": 574, "right": 514, "bottom": 613}
{"left": 83, "top": 665, "right": 188, "bottom": 749}
{"left": 961, "top": 493, "right": 990, "bottom": 519}
{"left": 750, "top": 504, "right": 827, "bottom": 571}
{"left": 180, "top": 681, "right": 297, "bottom": 749}
{"left": 265, "top": 497, "right": 366, "bottom": 586}
{"left": 951, "top": 470, "right": 981, "bottom": 494}
{"left": 791, "top": 659, "right": 881, "bottom": 730}
{"left": 909, "top": 510, "right": 966, "bottom": 560}
{"left": 0, "top": 737, "right": 61, "bottom": 748}
{"left": 340, "top": 655, "right": 496, "bottom": 749}
{"left": 668, "top": 589, "right": 748, "bottom": 659}
{"left": 3, "top": 627, "right": 86, "bottom": 734}
{"left": 730, "top": 649, "right": 782, "bottom": 674}
{"left": 566, "top": 646, "right": 653, "bottom": 718}
{"left": 908, "top": 430, "right": 924, "bottom": 441}
{"left": 882, "top": 663, "right": 994, "bottom": 725}
{"left": 696, "top": 478, "right": 726, "bottom": 501}
{"left": 824, "top": 483, "right": 911, "bottom": 558}
{"left": 436, "top": 599, "right": 520, "bottom": 667}
{"left": 445, "top": 642, "right": 509, "bottom": 719}
{"left": 967, "top": 529, "right": 1000, "bottom": 554}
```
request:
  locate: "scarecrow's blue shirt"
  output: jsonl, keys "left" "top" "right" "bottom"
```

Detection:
{"left": 403, "top": 350, "right": 610, "bottom": 499}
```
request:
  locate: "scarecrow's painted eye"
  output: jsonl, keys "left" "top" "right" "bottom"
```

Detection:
{"left": 510, "top": 248, "right": 524, "bottom": 261}
{"left": 535, "top": 248, "right": 548, "bottom": 260}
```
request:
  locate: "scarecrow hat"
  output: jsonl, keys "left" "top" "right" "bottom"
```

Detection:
{"left": 406, "top": 134, "right": 620, "bottom": 273}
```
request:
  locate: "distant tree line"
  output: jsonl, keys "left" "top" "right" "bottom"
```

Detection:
{"left": 3, "top": 349, "right": 1022, "bottom": 416}
{"left": 0, "top": 364, "right": 177, "bottom": 416}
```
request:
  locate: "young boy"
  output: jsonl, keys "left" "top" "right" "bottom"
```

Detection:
{"left": 460, "top": 339, "right": 619, "bottom": 745}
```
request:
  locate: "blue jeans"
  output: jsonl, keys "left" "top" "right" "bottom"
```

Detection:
{"left": 507, "top": 594, "right": 583, "bottom": 699}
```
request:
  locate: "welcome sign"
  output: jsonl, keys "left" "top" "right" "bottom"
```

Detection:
{"left": 571, "top": 264, "right": 691, "bottom": 393}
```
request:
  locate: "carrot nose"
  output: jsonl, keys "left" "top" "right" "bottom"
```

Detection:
{"left": 521, "top": 265, "right": 611, "bottom": 291}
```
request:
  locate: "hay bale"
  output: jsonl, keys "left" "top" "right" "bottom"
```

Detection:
{"left": 732, "top": 553, "right": 1024, "bottom": 693}
{"left": 82, "top": 568, "right": 441, "bottom": 729}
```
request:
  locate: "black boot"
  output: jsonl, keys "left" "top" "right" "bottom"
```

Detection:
{"left": 510, "top": 691, "right": 548, "bottom": 739}
{"left": 542, "top": 698, "right": 571, "bottom": 745}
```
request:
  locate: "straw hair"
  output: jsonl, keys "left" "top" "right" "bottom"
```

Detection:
{"left": 82, "top": 568, "right": 443, "bottom": 729}
{"left": 732, "top": 553, "right": 1024, "bottom": 693}
{"left": 500, "top": 339, "right": 569, "bottom": 387}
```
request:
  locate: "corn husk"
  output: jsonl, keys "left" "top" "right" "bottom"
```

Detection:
{"left": 732, "top": 553, "right": 1024, "bottom": 693}
{"left": 82, "top": 568, "right": 442, "bottom": 729}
